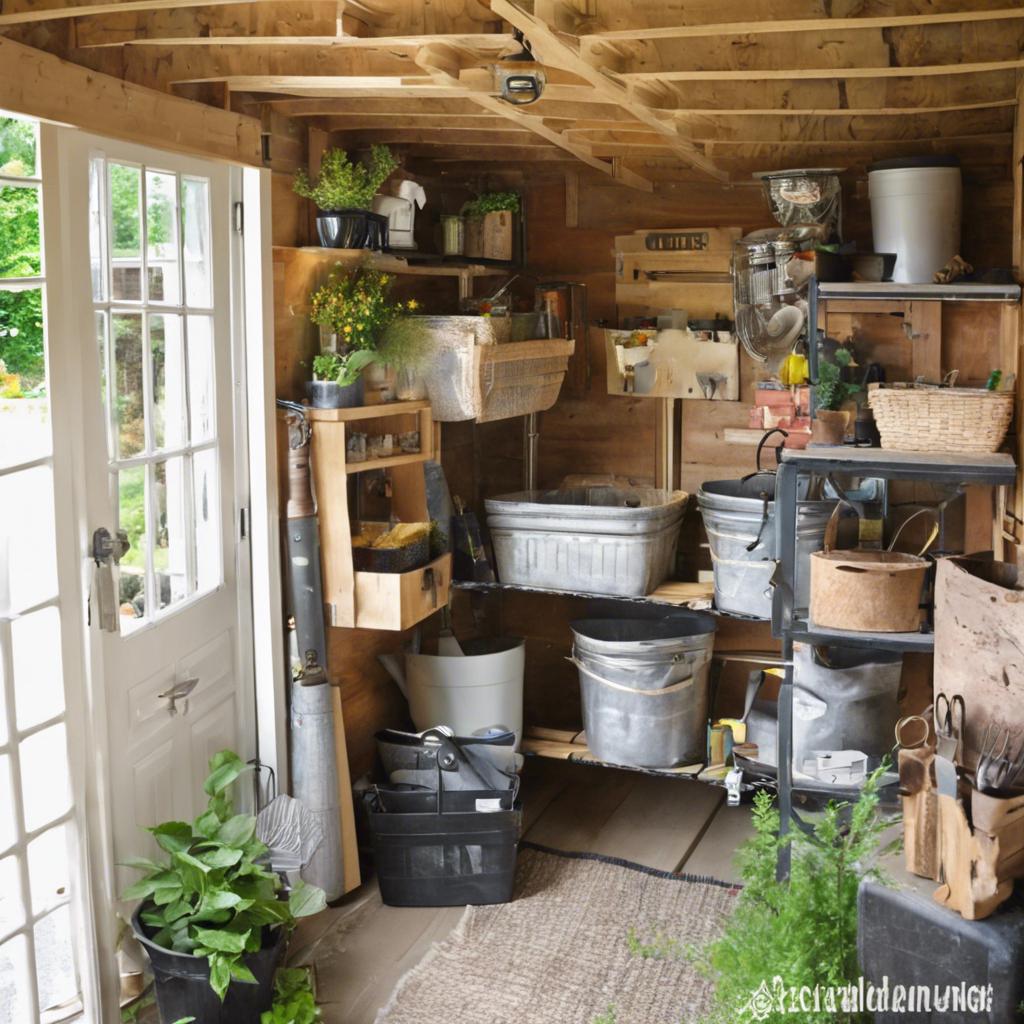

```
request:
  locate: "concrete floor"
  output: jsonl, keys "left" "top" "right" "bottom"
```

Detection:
{"left": 290, "top": 758, "right": 755, "bottom": 1024}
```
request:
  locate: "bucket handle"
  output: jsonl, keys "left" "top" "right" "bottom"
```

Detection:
{"left": 567, "top": 656, "right": 697, "bottom": 696}
{"left": 570, "top": 643, "right": 712, "bottom": 682}
{"left": 824, "top": 498, "right": 939, "bottom": 557}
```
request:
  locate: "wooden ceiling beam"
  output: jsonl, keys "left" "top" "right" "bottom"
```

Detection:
{"left": 412, "top": 42, "right": 653, "bottom": 191}
{"left": 624, "top": 60, "right": 1024, "bottom": 83}
{"left": 583, "top": 7, "right": 1024, "bottom": 41}
{"left": 77, "top": 32, "right": 515, "bottom": 50}
{"left": 327, "top": 127, "right": 548, "bottom": 145}
{"left": 0, "top": 34, "right": 262, "bottom": 164}
{"left": 490, "top": 0, "right": 725, "bottom": 182}
{"left": 0, "top": 0, "right": 281, "bottom": 26}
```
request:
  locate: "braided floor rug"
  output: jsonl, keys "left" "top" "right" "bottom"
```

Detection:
{"left": 375, "top": 843, "right": 738, "bottom": 1024}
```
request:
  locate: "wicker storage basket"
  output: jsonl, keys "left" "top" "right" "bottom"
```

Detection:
{"left": 868, "top": 383, "right": 1013, "bottom": 453}
{"left": 810, "top": 549, "right": 928, "bottom": 632}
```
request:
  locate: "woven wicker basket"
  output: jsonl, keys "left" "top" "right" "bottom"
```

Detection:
{"left": 868, "top": 383, "right": 1013, "bottom": 453}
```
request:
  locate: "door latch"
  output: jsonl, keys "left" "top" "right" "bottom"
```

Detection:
{"left": 157, "top": 677, "right": 199, "bottom": 716}
{"left": 91, "top": 527, "right": 131, "bottom": 633}
{"left": 92, "top": 527, "right": 131, "bottom": 566}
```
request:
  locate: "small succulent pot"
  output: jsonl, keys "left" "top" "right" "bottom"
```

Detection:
{"left": 316, "top": 209, "right": 389, "bottom": 251}
{"left": 306, "top": 377, "right": 364, "bottom": 409}
{"left": 811, "top": 408, "right": 850, "bottom": 445}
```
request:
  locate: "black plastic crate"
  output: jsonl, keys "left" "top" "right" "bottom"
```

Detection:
{"left": 365, "top": 788, "right": 521, "bottom": 907}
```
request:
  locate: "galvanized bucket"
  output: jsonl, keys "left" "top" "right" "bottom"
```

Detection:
{"left": 570, "top": 615, "right": 716, "bottom": 768}
{"left": 697, "top": 473, "right": 835, "bottom": 619}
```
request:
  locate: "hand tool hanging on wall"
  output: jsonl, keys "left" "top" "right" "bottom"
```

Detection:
{"left": 278, "top": 399, "right": 345, "bottom": 902}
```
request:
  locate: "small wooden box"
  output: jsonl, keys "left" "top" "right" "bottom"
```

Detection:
{"left": 338, "top": 554, "right": 451, "bottom": 631}
{"left": 465, "top": 211, "right": 514, "bottom": 262}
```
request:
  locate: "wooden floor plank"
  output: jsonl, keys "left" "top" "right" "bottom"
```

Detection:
{"left": 678, "top": 802, "right": 754, "bottom": 884}
{"left": 522, "top": 761, "right": 724, "bottom": 872}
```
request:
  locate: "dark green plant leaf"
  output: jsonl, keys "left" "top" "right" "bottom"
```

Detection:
{"left": 120, "top": 856, "right": 166, "bottom": 874}
{"left": 150, "top": 822, "right": 193, "bottom": 854}
{"left": 197, "top": 845, "right": 244, "bottom": 870}
{"left": 193, "top": 809, "right": 222, "bottom": 838}
{"left": 193, "top": 927, "right": 249, "bottom": 954}
{"left": 289, "top": 881, "right": 327, "bottom": 919}
{"left": 203, "top": 750, "right": 248, "bottom": 797}
{"left": 217, "top": 814, "right": 257, "bottom": 848}
{"left": 229, "top": 961, "right": 258, "bottom": 985}
{"left": 152, "top": 885, "right": 184, "bottom": 907}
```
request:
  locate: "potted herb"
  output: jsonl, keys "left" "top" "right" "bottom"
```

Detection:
{"left": 813, "top": 346, "right": 860, "bottom": 445}
{"left": 294, "top": 145, "right": 399, "bottom": 250}
{"left": 462, "top": 191, "right": 520, "bottom": 262}
{"left": 378, "top": 311, "right": 430, "bottom": 400}
{"left": 306, "top": 266, "right": 410, "bottom": 408}
{"left": 124, "top": 750, "right": 326, "bottom": 1023}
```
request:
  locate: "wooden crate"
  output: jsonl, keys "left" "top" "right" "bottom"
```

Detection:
{"left": 465, "top": 211, "right": 515, "bottom": 262}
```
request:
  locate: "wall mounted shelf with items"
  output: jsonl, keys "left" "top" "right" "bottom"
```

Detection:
{"left": 308, "top": 400, "right": 450, "bottom": 631}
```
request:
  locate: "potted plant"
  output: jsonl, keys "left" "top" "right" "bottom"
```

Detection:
{"left": 307, "top": 266, "right": 414, "bottom": 408}
{"left": 813, "top": 346, "right": 860, "bottom": 445}
{"left": 294, "top": 145, "right": 399, "bottom": 250}
{"left": 124, "top": 750, "right": 326, "bottom": 1023}
{"left": 378, "top": 311, "right": 430, "bottom": 401}
{"left": 462, "top": 191, "right": 520, "bottom": 262}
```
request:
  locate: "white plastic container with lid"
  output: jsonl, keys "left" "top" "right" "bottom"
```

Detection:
{"left": 868, "top": 156, "right": 961, "bottom": 284}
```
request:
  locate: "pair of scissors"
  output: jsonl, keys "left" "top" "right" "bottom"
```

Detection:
{"left": 934, "top": 692, "right": 965, "bottom": 762}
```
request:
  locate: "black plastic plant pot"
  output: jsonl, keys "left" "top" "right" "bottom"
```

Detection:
{"left": 306, "top": 377, "right": 364, "bottom": 409}
{"left": 132, "top": 907, "right": 286, "bottom": 1024}
{"left": 316, "top": 209, "right": 388, "bottom": 251}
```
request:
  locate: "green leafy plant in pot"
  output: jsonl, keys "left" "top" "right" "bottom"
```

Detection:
{"left": 307, "top": 265, "right": 412, "bottom": 408}
{"left": 461, "top": 191, "right": 520, "bottom": 262}
{"left": 813, "top": 346, "right": 860, "bottom": 445}
{"left": 125, "top": 750, "right": 326, "bottom": 1023}
{"left": 294, "top": 145, "right": 398, "bottom": 250}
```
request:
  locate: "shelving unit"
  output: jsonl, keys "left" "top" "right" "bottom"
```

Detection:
{"left": 308, "top": 400, "right": 451, "bottom": 630}
{"left": 451, "top": 578, "right": 714, "bottom": 611}
{"left": 771, "top": 444, "right": 1017, "bottom": 875}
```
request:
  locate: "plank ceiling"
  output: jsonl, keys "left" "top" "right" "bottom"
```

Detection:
{"left": 1, "top": 0, "right": 1021, "bottom": 189}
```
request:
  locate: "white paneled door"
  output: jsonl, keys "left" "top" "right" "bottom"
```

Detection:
{"left": 56, "top": 131, "right": 257, "bottom": 1007}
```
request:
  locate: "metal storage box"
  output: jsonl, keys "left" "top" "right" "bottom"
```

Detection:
{"left": 485, "top": 487, "right": 688, "bottom": 598}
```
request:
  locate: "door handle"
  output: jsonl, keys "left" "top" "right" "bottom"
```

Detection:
{"left": 158, "top": 677, "right": 199, "bottom": 716}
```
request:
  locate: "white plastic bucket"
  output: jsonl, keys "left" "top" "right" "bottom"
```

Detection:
{"left": 404, "top": 638, "right": 525, "bottom": 749}
{"left": 868, "top": 159, "right": 961, "bottom": 284}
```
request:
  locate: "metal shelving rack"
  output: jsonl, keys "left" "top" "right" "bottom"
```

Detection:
{"left": 769, "top": 445, "right": 1017, "bottom": 875}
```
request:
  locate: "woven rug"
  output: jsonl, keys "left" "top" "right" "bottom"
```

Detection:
{"left": 375, "top": 843, "right": 738, "bottom": 1024}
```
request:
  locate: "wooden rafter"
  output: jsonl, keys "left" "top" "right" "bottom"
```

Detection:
{"left": 584, "top": 7, "right": 1024, "bottom": 40}
{"left": 489, "top": 0, "right": 725, "bottom": 182}
{"left": 412, "top": 43, "right": 652, "bottom": 191}
{"left": 0, "top": 0, "right": 279, "bottom": 26}
{"left": 623, "top": 61, "right": 1024, "bottom": 83}
{"left": 77, "top": 33, "right": 516, "bottom": 50}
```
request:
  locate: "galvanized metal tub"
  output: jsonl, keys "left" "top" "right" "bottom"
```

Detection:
{"left": 485, "top": 487, "right": 688, "bottom": 598}
{"left": 570, "top": 614, "right": 716, "bottom": 768}
{"left": 697, "top": 473, "right": 835, "bottom": 619}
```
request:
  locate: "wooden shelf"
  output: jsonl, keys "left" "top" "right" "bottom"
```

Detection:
{"left": 818, "top": 281, "right": 1021, "bottom": 303}
{"left": 346, "top": 451, "right": 429, "bottom": 474}
{"left": 452, "top": 578, "right": 714, "bottom": 610}
{"left": 307, "top": 400, "right": 431, "bottom": 422}
{"left": 272, "top": 245, "right": 505, "bottom": 278}
{"left": 522, "top": 728, "right": 704, "bottom": 778}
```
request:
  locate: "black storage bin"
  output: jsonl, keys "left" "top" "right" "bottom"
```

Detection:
{"left": 365, "top": 787, "right": 521, "bottom": 907}
{"left": 858, "top": 879, "right": 1024, "bottom": 1022}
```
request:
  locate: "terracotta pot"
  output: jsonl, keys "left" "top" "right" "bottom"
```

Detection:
{"left": 811, "top": 409, "right": 850, "bottom": 445}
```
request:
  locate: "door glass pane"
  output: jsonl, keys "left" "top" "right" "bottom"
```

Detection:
{"left": 12, "top": 606, "right": 64, "bottom": 732}
{"left": 186, "top": 314, "right": 214, "bottom": 442}
{"left": 0, "top": 185, "right": 40, "bottom": 279}
{"left": 0, "top": 116, "right": 36, "bottom": 177}
{"left": 0, "top": 466, "right": 57, "bottom": 613}
{"left": 154, "top": 458, "right": 189, "bottom": 610}
{"left": 182, "top": 176, "right": 211, "bottom": 308}
{"left": 118, "top": 466, "right": 147, "bottom": 622}
{"left": 27, "top": 825, "right": 70, "bottom": 917}
{"left": 0, "top": 857, "right": 24, "bottom": 939}
{"left": 34, "top": 904, "right": 77, "bottom": 1014}
{"left": 192, "top": 447, "right": 220, "bottom": 594}
{"left": 0, "top": 287, "right": 48, "bottom": 470}
{"left": 19, "top": 723, "right": 71, "bottom": 833}
{"left": 146, "top": 170, "right": 179, "bottom": 305}
{"left": 150, "top": 313, "right": 185, "bottom": 451}
{"left": 112, "top": 312, "right": 144, "bottom": 458}
{"left": 0, "top": 755, "right": 14, "bottom": 853}
{"left": 109, "top": 163, "right": 142, "bottom": 301}
{"left": 0, "top": 935, "right": 32, "bottom": 1024}
{"left": 89, "top": 157, "right": 105, "bottom": 302}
